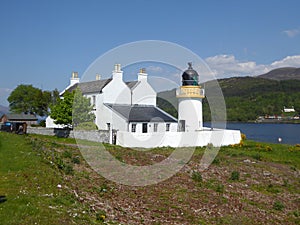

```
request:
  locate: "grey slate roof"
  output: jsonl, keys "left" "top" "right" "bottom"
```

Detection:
{"left": 67, "top": 79, "right": 112, "bottom": 94}
{"left": 105, "top": 104, "right": 177, "bottom": 123}
{"left": 2, "top": 113, "right": 37, "bottom": 121}
{"left": 125, "top": 81, "right": 139, "bottom": 90}
{"left": 66, "top": 79, "right": 139, "bottom": 94}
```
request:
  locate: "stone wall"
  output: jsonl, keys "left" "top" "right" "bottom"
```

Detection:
{"left": 27, "top": 127, "right": 110, "bottom": 143}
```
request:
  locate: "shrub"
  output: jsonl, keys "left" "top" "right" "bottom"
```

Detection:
{"left": 241, "top": 133, "right": 246, "bottom": 140}
{"left": 212, "top": 158, "right": 220, "bottom": 165}
{"left": 265, "top": 146, "right": 272, "bottom": 151}
{"left": 71, "top": 156, "right": 80, "bottom": 164}
{"left": 96, "top": 210, "right": 106, "bottom": 222}
{"left": 216, "top": 183, "right": 224, "bottom": 193}
{"left": 273, "top": 201, "right": 284, "bottom": 211}
{"left": 252, "top": 153, "right": 262, "bottom": 161}
{"left": 62, "top": 150, "right": 72, "bottom": 158}
{"left": 64, "top": 164, "right": 74, "bottom": 175}
{"left": 191, "top": 171, "right": 203, "bottom": 182}
{"left": 39, "top": 120, "right": 46, "bottom": 127}
{"left": 230, "top": 171, "right": 240, "bottom": 181}
{"left": 293, "top": 210, "right": 300, "bottom": 217}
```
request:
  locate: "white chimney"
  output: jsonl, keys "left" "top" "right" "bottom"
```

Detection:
{"left": 96, "top": 74, "right": 101, "bottom": 80}
{"left": 70, "top": 71, "right": 80, "bottom": 86}
{"left": 138, "top": 68, "right": 147, "bottom": 82}
{"left": 112, "top": 64, "right": 123, "bottom": 80}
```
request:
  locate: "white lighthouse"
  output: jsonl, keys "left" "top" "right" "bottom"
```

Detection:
{"left": 176, "top": 63, "right": 205, "bottom": 132}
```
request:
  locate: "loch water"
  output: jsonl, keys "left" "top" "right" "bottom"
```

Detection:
{"left": 204, "top": 122, "right": 300, "bottom": 145}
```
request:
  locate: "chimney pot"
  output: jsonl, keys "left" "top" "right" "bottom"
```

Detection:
{"left": 96, "top": 74, "right": 101, "bottom": 80}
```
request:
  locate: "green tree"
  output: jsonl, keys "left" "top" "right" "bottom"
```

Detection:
{"left": 72, "top": 88, "right": 95, "bottom": 127}
{"left": 7, "top": 84, "right": 52, "bottom": 116}
{"left": 50, "top": 88, "right": 95, "bottom": 128}
{"left": 50, "top": 91, "right": 74, "bottom": 127}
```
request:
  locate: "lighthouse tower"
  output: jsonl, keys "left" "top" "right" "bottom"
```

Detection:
{"left": 176, "top": 63, "right": 205, "bottom": 132}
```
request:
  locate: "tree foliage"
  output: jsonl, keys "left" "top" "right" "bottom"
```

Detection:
{"left": 50, "top": 91, "right": 74, "bottom": 127}
{"left": 158, "top": 77, "right": 300, "bottom": 122}
{"left": 50, "top": 88, "right": 95, "bottom": 128}
{"left": 7, "top": 84, "right": 58, "bottom": 116}
{"left": 72, "top": 88, "right": 95, "bottom": 127}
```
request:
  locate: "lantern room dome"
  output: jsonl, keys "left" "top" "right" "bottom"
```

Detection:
{"left": 182, "top": 62, "right": 199, "bottom": 86}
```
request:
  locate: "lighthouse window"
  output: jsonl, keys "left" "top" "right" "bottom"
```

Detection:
{"left": 154, "top": 123, "right": 158, "bottom": 132}
{"left": 166, "top": 123, "right": 170, "bottom": 132}
{"left": 131, "top": 124, "right": 136, "bottom": 133}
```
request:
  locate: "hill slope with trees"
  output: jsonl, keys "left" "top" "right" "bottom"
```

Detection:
{"left": 258, "top": 67, "right": 300, "bottom": 81}
{"left": 157, "top": 68, "right": 300, "bottom": 122}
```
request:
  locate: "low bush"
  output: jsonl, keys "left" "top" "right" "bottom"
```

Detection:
{"left": 191, "top": 171, "right": 203, "bottom": 182}
{"left": 230, "top": 171, "right": 240, "bottom": 181}
{"left": 273, "top": 201, "right": 284, "bottom": 211}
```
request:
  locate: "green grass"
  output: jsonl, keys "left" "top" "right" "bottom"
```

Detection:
{"left": 220, "top": 140, "right": 300, "bottom": 169}
{"left": 0, "top": 132, "right": 104, "bottom": 225}
{"left": 0, "top": 132, "right": 299, "bottom": 224}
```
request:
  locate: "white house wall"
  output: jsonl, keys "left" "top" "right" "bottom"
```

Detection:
{"left": 102, "top": 78, "right": 131, "bottom": 104}
{"left": 117, "top": 129, "right": 241, "bottom": 148}
{"left": 45, "top": 116, "right": 64, "bottom": 128}
{"left": 96, "top": 104, "right": 128, "bottom": 131}
{"left": 132, "top": 81, "right": 156, "bottom": 105}
{"left": 129, "top": 122, "right": 177, "bottom": 133}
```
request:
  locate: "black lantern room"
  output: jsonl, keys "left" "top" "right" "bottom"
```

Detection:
{"left": 182, "top": 62, "right": 199, "bottom": 86}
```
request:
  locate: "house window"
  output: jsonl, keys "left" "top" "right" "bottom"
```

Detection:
{"left": 154, "top": 123, "right": 158, "bottom": 132}
{"left": 131, "top": 124, "right": 136, "bottom": 133}
{"left": 166, "top": 123, "right": 170, "bottom": 132}
{"left": 92, "top": 95, "right": 96, "bottom": 106}
{"left": 142, "top": 123, "right": 148, "bottom": 133}
{"left": 107, "top": 123, "right": 111, "bottom": 130}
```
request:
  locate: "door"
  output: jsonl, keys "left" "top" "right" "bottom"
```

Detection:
{"left": 178, "top": 120, "right": 185, "bottom": 132}
{"left": 142, "top": 123, "right": 148, "bottom": 133}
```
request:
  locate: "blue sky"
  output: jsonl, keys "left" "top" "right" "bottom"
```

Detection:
{"left": 1, "top": 0, "right": 300, "bottom": 106}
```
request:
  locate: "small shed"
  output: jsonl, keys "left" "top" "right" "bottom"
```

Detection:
{"left": 0, "top": 113, "right": 37, "bottom": 134}
{"left": 0, "top": 113, "right": 38, "bottom": 125}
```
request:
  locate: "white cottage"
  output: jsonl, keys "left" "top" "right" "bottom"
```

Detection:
{"left": 47, "top": 64, "right": 178, "bottom": 133}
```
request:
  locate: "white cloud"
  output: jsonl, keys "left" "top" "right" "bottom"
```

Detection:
{"left": 283, "top": 28, "right": 300, "bottom": 38}
{"left": 270, "top": 55, "right": 300, "bottom": 68}
{"left": 205, "top": 54, "right": 269, "bottom": 78}
{"left": 205, "top": 54, "right": 300, "bottom": 79}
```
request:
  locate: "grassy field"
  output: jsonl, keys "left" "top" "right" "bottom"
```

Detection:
{"left": 0, "top": 132, "right": 299, "bottom": 224}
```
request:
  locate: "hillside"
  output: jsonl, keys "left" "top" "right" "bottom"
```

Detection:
{"left": 0, "top": 133, "right": 300, "bottom": 224}
{"left": 258, "top": 67, "right": 300, "bottom": 81}
{"left": 158, "top": 76, "right": 300, "bottom": 122}
{"left": 0, "top": 105, "right": 9, "bottom": 114}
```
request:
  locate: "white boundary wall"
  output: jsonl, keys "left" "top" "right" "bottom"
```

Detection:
{"left": 116, "top": 128, "right": 241, "bottom": 148}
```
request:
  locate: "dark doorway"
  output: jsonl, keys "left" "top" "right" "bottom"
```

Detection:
{"left": 178, "top": 120, "right": 185, "bottom": 132}
{"left": 112, "top": 129, "right": 117, "bottom": 145}
{"left": 142, "top": 123, "right": 148, "bottom": 133}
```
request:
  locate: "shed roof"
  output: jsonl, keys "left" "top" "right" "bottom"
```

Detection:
{"left": 105, "top": 104, "right": 177, "bottom": 123}
{"left": 1, "top": 113, "right": 37, "bottom": 121}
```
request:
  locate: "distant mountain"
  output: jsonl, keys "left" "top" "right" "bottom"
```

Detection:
{"left": 0, "top": 105, "right": 9, "bottom": 115}
{"left": 258, "top": 67, "right": 300, "bottom": 81}
{"left": 157, "top": 76, "right": 300, "bottom": 122}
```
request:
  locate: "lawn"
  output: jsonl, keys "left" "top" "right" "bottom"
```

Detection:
{"left": 0, "top": 132, "right": 299, "bottom": 224}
